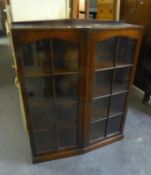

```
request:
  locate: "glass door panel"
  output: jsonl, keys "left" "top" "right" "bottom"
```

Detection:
{"left": 90, "top": 119, "right": 106, "bottom": 142}
{"left": 33, "top": 131, "right": 57, "bottom": 154}
{"left": 93, "top": 70, "right": 112, "bottom": 97}
{"left": 95, "top": 37, "right": 116, "bottom": 69}
{"left": 92, "top": 97, "right": 109, "bottom": 120}
{"left": 21, "top": 40, "right": 51, "bottom": 77}
{"left": 113, "top": 67, "right": 131, "bottom": 92}
{"left": 53, "top": 39, "right": 79, "bottom": 73}
{"left": 89, "top": 33, "right": 137, "bottom": 145}
{"left": 55, "top": 74, "right": 78, "bottom": 103}
{"left": 58, "top": 127, "right": 77, "bottom": 149}
{"left": 20, "top": 35, "right": 82, "bottom": 155}
{"left": 109, "top": 93, "right": 127, "bottom": 116}
{"left": 116, "top": 37, "right": 136, "bottom": 66}
{"left": 107, "top": 115, "right": 122, "bottom": 136}
{"left": 30, "top": 105, "right": 54, "bottom": 131}
{"left": 55, "top": 102, "right": 78, "bottom": 126}
{"left": 25, "top": 77, "right": 53, "bottom": 105}
{"left": 52, "top": 39, "right": 80, "bottom": 150}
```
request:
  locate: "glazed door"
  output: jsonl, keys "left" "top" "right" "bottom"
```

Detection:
{"left": 88, "top": 30, "right": 141, "bottom": 144}
{"left": 13, "top": 31, "right": 85, "bottom": 156}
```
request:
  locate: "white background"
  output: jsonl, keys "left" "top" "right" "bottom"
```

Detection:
{"left": 10, "top": 0, "right": 70, "bottom": 22}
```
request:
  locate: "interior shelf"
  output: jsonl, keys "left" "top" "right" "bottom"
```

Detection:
{"left": 24, "top": 66, "right": 79, "bottom": 77}
{"left": 109, "top": 112, "right": 124, "bottom": 118}
{"left": 24, "top": 66, "right": 51, "bottom": 77}
{"left": 28, "top": 98, "right": 78, "bottom": 107}
{"left": 111, "top": 90, "right": 128, "bottom": 96}
{"left": 32, "top": 124, "right": 77, "bottom": 134}
{"left": 28, "top": 98, "right": 53, "bottom": 107}
{"left": 53, "top": 68, "right": 79, "bottom": 75}
{"left": 95, "top": 61, "right": 113, "bottom": 69}
{"left": 95, "top": 63, "right": 132, "bottom": 72}
{"left": 115, "top": 63, "right": 132, "bottom": 68}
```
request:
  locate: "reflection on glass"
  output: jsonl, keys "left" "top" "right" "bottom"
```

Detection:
{"left": 53, "top": 39, "right": 79, "bottom": 72}
{"left": 55, "top": 74, "right": 78, "bottom": 102}
{"left": 55, "top": 103, "right": 77, "bottom": 126}
{"left": 22, "top": 40, "right": 51, "bottom": 76}
{"left": 30, "top": 105, "right": 54, "bottom": 131}
{"left": 95, "top": 38, "right": 116, "bottom": 69}
{"left": 110, "top": 93, "right": 126, "bottom": 116}
{"left": 25, "top": 77, "right": 53, "bottom": 105}
{"left": 113, "top": 68, "right": 131, "bottom": 92}
{"left": 22, "top": 45, "right": 34, "bottom": 66}
{"left": 90, "top": 120, "right": 106, "bottom": 142}
{"left": 117, "top": 37, "right": 136, "bottom": 66}
{"left": 93, "top": 70, "right": 112, "bottom": 97}
{"left": 58, "top": 127, "right": 77, "bottom": 148}
{"left": 107, "top": 115, "right": 122, "bottom": 135}
{"left": 92, "top": 97, "right": 109, "bottom": 120}
{"left": 33, "top": 131, "right": 57, "bottom": 154}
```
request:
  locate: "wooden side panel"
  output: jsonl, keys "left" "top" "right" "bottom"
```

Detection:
{"left": 121, "top": 0, "right": 151, "bottom": 90}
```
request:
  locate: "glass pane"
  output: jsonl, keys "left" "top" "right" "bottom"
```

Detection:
{"left": 117, "top": 37, "right": 136, "bottom": 66}
{"left": 110, "top": 93, "right": 126, "bottom": 116}
{"left": 22, "top": 40, "right": 51, "bottom": 77}
{"left": 92, "top": 97, "right": 109, "bottom": 120}
{"left": 113, "top": 68, "right": 131, "bottom": 92}
{"left": 93, "top": 70, "right": 112, "bottom": 97}
{"left": 33, "top": 131, "right": 57, "bottom": 154}
{"left": 29, "top": 105, "right": 54, "bottom": 131}
{"left": 58, "top": 127, "right": 77, "bottom": 148}
{"left": 55, "top": 102, "right": 78, "bottom": 126}
{"left": 107, "top": 115, "right": 122, "bottom": 135}
{"left": 55, "top": 74, "right": 78, "bottom": 102}
{"left": 90, "top": 120, "right": 106, "bottom": 142}
{"left": 95, "top": 37, "right": 116, "bottom": 69}
{"left": 53, "top": 39, "right": 79, "bottom": 73}
{"left": 25, "top": 77, "right": 53, "bottom": 105}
